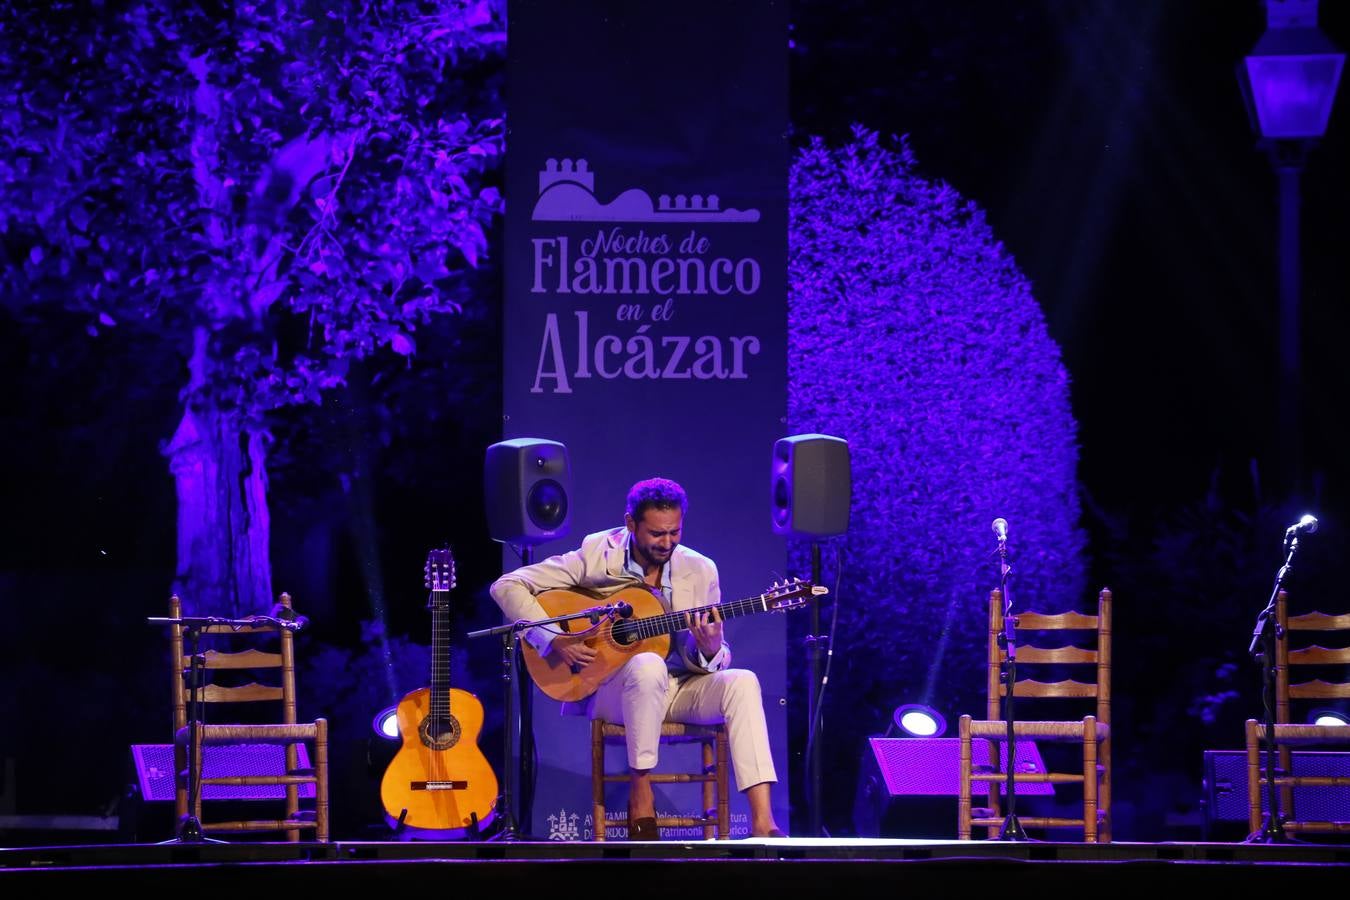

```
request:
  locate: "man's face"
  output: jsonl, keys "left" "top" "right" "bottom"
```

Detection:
{"left": 626, "top": 506, "right": 683, "bottom": 568}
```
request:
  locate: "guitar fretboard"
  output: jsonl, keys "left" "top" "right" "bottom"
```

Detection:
{"left": 430, "top": 590, "right": 452, "bottom": 718}
{"left": 611, "top": 587, "right": 807, "bottom": 643}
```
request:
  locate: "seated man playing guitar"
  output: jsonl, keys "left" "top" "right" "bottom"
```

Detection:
{"left": 490, "top": 477, "right": 785, "bottom": 839}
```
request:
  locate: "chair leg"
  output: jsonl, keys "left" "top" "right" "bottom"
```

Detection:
{"left": 716, "top": 727, "right": 730, "bottom": 840}
{"left": 958, "top": 715, "right": 972, "bottom": 840}
{"left": 701, "top": 737, "right": 714, "bottom": 840}
{"left": 1083, "top": 716, "right": 1098, "bottom": 843}
{"left": 1099, "top": 735, "right": 1112, "bottom": 843}
{"left": 983, "top": 733, "right": 1001, "bottom": 840}
{"left": 191, "top": 721, "right": 205, "bottom": 826}
{"left": 174, "top": 742, "right": 188, "bottom": 827}
{"left": 285, "top": 741, "right": 300, "bottom": 842}
{"left": 591, "top": 719, "right": 606, "bottom": 842}
{"left": 1245, "top": 719, "right": 1262, "bottom": 837}
{"left": 1278, "top": 743, "right": 1293, "bottom": 824}
{"left": 315, "top": 719, "right": 329, "bottom": 843}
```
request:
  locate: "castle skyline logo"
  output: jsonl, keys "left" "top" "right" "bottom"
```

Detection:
{"left": 531, "top": 158, "right": 760, "bottom": 223}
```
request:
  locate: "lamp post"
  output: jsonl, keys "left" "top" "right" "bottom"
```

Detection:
{"left": 1237, "top": 0, "right": 1343, "bottom": 495}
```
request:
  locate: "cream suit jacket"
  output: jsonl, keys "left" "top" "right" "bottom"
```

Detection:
{"left": 488, "top": 526, "right": 728, "bottom": 683}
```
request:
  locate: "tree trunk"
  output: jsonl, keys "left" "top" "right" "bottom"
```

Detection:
{"left": 171, "top": 52, "right": 278, "bottom": 617}
{"left": 165, "top": 400, "right": 273, "bottom": 618}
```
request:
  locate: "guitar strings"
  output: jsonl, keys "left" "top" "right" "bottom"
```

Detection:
{"left": 429, "top": 560, "right": 454, "bottom": 786}
{"left": 610, "top": 581, "right": 807, "bottom": 643}
{"left": 432, "top": 588, "right": 443, "bottom": 784}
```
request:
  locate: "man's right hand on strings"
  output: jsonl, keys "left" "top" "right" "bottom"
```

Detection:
{"left": 549, "top": 633, "right": 598, "bottom": 668}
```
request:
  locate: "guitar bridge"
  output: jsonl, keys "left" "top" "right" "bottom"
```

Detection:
{"left": 410, "top": 780, "right": 469, "bottom": 791}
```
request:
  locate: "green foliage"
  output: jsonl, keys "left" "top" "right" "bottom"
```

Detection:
{"left": 2, "top": 0, "right": 505, "bottom": 420}
{"left": 788, "top": 128, "right": 1085, "bottom": 718}
{"left": 787, "top": 130, "right": 1086, "bottom": 828}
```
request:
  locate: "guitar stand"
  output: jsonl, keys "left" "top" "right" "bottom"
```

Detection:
{"left": 380, "top": 808, "right": 410, "bottom": 841}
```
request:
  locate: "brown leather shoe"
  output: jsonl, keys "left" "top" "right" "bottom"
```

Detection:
{"left": 628, "top": 816, "right": 660, "bottom": 841}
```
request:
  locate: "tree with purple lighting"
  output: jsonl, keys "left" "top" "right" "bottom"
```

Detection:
{"left": 788, "top": 129, "right": 1086, "bottom": 789}
{"left": 2, "top": 1, "right": 504, "bottom": 615}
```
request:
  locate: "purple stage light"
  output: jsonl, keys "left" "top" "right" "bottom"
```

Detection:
{"left": 893, "top": 704, "right": 947, "bottom": 738}
{"left": 1310, "top": 709, "right": 1350, "bottom": 727}
{"left": 373, "top": 705, "right": 401, "bottom": 740}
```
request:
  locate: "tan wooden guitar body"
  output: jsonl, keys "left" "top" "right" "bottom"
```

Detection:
{"left": 521, "top": 586, "right": 671, "bottom": 703}
{"left": 520, "top": 580, "right": 821, "bottom": 702}
{"left": 380, "top": 686, "right": 498, "bottom": 835}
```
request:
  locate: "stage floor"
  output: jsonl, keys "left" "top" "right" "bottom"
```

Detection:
{"left": 3, "top": 836, "right": 1349, "bottom": 888}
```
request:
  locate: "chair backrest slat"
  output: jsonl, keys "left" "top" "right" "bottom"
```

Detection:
{"left": 1288, "top": 680, "right": 1350, "bottom": 701}
{"left": 181, "top": 648, "right": 285, "bottom": 671}
{"left": 1289, "top": 646, "right": 1350, "bottom": 666}
{"left": 1003, "top": 678, "right": 1100, "bottom": 699}
{"left": 1000, "top": 646, "right": 1097, "bottom": 665}
{"left": 1015, "top": 611, "right": 1098, "bottom": 630}
{"left": 189, "top": 683, "right": 286, "bottom": 704}
{"left": 1289, "top": 611, "right": 1350, "bottom": 631}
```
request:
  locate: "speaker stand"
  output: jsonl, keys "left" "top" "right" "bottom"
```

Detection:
{"left": 806, "top": 540, "right": 826, "bottom": 836}
{"left": 516, "top": 546, "right": 536, "bottom": 836}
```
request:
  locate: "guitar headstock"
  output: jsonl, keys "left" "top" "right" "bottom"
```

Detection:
{"left": 425, "top": 548, "right": 457, "bottom": 600}
{"left": 763, "top": 577, "right": 828, "bottom": 611}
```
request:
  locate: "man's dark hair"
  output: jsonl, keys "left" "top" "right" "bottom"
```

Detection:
{"left": 626, "top": 477, "right": 688, "bottom": 521}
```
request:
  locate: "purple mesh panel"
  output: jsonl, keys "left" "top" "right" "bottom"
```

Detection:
{"left": 867, "top": 737, "right": 1054, "bottom": 796}
{"left": 131, "top": 743, "right": 315, "bottom": 802}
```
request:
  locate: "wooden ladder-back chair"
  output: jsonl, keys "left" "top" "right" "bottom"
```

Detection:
{"left": 959, "top": 587, "right": 1113, "bottom": 842}
{"left": 591, "top": 720, "right": 730, "bottom": 840}
{"left": 1245, "top": 590, "right": 1350, "bottom": 837}
{"left": 170, "top": 593, "right": 330, "bottom": 842}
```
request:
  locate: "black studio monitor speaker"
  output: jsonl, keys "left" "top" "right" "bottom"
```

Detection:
{"left": 854, "top": 737, "right": 1050, "bottom": 838}
{"left": 485, "top": 438, "right": 572, "bottom": 545}
{"left": 771, "top": 434, "right": 850, "bottom": 537}
{"left": 1202, "top": 749, "right": 1350, "bottom": 839}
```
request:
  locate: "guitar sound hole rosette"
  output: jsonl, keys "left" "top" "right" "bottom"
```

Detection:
{"left": 419, "top": 714, "right": 462, "bottom": 750}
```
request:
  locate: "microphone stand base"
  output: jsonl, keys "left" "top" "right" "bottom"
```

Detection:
{"left": 158, "top": 816, "right": 228, "bottom": 845}
{"left": 484, "top": 796, "right": 522, "bottom": 842}
{"left": 997, "top": 814, "right": 1032, "bottom": 842}
{"left": 1244, "top": 816, "right": 1302, "bottom": 844}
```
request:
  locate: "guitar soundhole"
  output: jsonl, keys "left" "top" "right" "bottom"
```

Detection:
{"left": 419, "top": 714, "right": 462, "bottom": 750}
{"left": 611, "top": 622, "right": 639, "bottom": 647}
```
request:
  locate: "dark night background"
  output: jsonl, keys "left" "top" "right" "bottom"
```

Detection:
{"left": 2, "top": 0, "right": 1348, "bottom": 841}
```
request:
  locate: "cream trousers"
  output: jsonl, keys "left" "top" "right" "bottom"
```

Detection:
{"left": 589, "top": 652, "right": 777, "bottom": 792}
